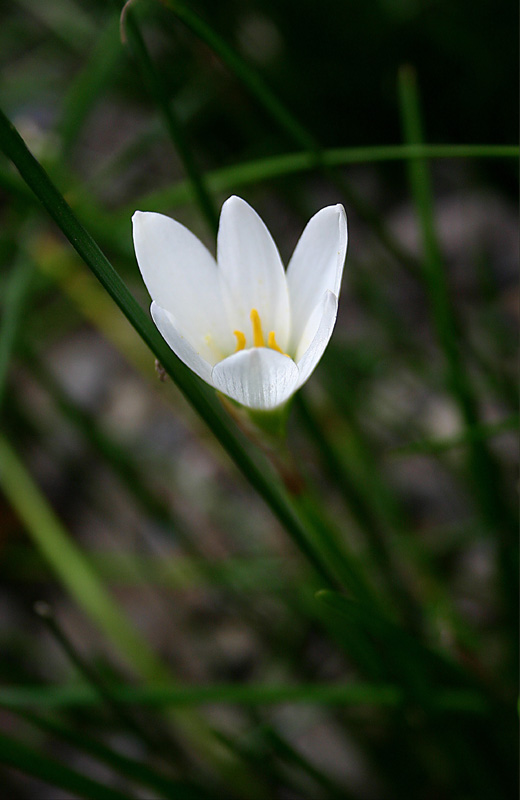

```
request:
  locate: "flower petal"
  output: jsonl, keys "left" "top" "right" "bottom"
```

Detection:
{"left": 212, "top": 347, "right": 299, "bottom": 410}
{"left": 286, "top": 204, "right": 347, "bottom": 353}
{"left": 295, "top": 291, "right": 338, "bottom": 389}
{"left": 151, "top": 301, "right": 213, "bottom": 384}
{"left": 217, "top": 196, "right": 290, "bottom": 351}
{"left": 133, "top": 211, "right": 233, "bottom": 363}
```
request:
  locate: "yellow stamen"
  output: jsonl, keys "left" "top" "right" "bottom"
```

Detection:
{"left": 233, "top": 330, "right": 246, "bottom": 351}
{"left": 250, "top": 308, "right": 265, "bottom": 347}
{"left": 268, "top": 331, "right": 289, "bottom": 357}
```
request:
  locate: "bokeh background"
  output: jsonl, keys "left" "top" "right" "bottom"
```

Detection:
{"left": 0, "top": 0, "right": 517, "bottom": 798}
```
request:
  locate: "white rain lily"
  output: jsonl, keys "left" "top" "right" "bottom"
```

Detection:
{"left": 133, "top": 196, "right": 347, "bottom": 411}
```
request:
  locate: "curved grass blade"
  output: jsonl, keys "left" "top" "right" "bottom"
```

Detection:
{"left": 398, "top": 67, "right": 518, "bottom": 628}
{"left": 121, "top": 6, "right": 219, "bottom": 234}
{"left": 0, "top": 435, "right": 171, "bottom": 683}
{"left": 117, "top": 142, "right": 519, "bottom": 226}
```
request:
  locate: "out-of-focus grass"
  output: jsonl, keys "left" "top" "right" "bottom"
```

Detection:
{"left": 0, "top": 1, "right": 517, "bottom": 798}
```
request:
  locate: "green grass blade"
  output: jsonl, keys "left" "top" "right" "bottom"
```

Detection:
{"left": 59, "top": 15, "right": 122, "bottom": 155}
{"left": 398, "top": 66, "right": 517, "bottom": 610}
{"left": 0, "top": 682, "right": 488, "bottom": 714}
{"left": 0, "top": 731, "right": 134, "bottom": 800}
{"left": 0, "top": 253, "right": 33, "bottom": 410}
{"left": 0, "top": 435, "right": 170, "bottom": 683}
{"left": 118, "top": 143, "right": 518, "bottom": 224}
{"left": 13, "top": 709, "right": 212, "bottom": 800}
{"left": 294, "top": 392, "right": 421, "bottom": 626}
{"left": 33, "top": 602, "right": 185, "bottom": 766}
{"left": 316, "top": 590, "right": 476, "bottom": 701}
{"left": 162, "top": 0, "right": 317, "bottom": 153}
{"left": 121, "top": 7, "right": 219, "bottom": 234}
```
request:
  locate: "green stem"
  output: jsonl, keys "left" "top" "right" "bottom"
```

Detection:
{"left": 0, "top": 252, "right": 34, "bottom": 411}
{"left": 398, "top": 67, "right": 517, "bottom": 618}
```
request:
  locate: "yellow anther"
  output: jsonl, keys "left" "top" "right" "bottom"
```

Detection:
{"left": 234, "top": 330, "right": 246, "bottom": 352}
{"left": 250, "top": 308, "right": 265, "bottom": 347}
{"left": 268, "top": 331, "right": 289, "bottom": 357}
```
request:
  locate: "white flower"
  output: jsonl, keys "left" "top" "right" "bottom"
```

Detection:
{"left": 133, "top": 196, "right": 347, "bottom": 410}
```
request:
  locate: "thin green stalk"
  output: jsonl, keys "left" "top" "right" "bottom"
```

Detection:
{"left": 0, "top": 731, "right": 133, "bottom": 800}
{"left": 262, "top": 726, "right": 353, "bottom": 800}
{"left": 10, "top": 709, "right": 210, "bottom": 800}
{"left": 398, "top": 67, "right": 517, "bottom": 606}
{"left": 0, "top": 253, "right": 33, "bottom": 410}
{"left": 0, "top": 435, "right": 171, "bottom": 682}
{"left": 0, "top": 682, "right": 488, "bottom": 713}
{"left": 33, "top": 602, "right": 185, "bottom": 767}
{"left": 294, "top": 392, "right": 422, "bottom": 629}
{"left": 59, "top": 15, "right": 122, "bottom": 155}
{"left": 160, "top": 0, "right": 317, "bottom": 154}
{"left": 0, "top": 105, "right": 342, "bottom": 591}
{"left": 121, "top": 6, "right": 219, "bottom": 234}
{"left": 113, "top": 142, "right": 518, "bottom": 239}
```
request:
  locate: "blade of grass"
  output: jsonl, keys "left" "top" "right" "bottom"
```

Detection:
{"left": 398, "top": 66, "right": 518, "bottom": 624}
{"left": 6, "top": 545, "right": 283, "bottom": 591}
{"left": 262, "top": 725, "right": 353, "bottom": 800}
{"left": 294, "top": 392, "right": 422, "bottom": 629}
{"left": 33, "top": 602, "right": 185, "bottom": 767}
{"left": 0, "top": 683, "right": 488, "bottom": 714}
{"left": 0, "top": 252, "right": 33, "bottom": 410}
{"left": 0, "top": 731, "right": 135, "bottom": 800}
{"left": 0, "top": 435, "right": 171, "bottom": 683}
{"left": 110, "top": 141, "right": 518, "bottom": 253}
{"left": 59, "top": 15, "right": 123, "bottom": 156}
{"left": 121, "top": 5, "right": 219, "bottom": 234}
{"left": 12, "top": 709, "right": 205, "bottom": 800}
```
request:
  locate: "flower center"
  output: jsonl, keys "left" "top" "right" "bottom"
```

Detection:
{"left": 234, "top": 308, "right": 289, "bottom": 356}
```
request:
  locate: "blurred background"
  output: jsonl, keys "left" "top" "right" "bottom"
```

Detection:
{"left": 0, "top": 0, "right": 517, "bottom": 798}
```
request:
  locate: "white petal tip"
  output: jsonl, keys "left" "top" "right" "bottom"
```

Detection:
{"left": 132, "top": 210, "right": 150, "bottom": 232}
{"left": 221, "top": 195, "right": 251, "bottom": 214}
